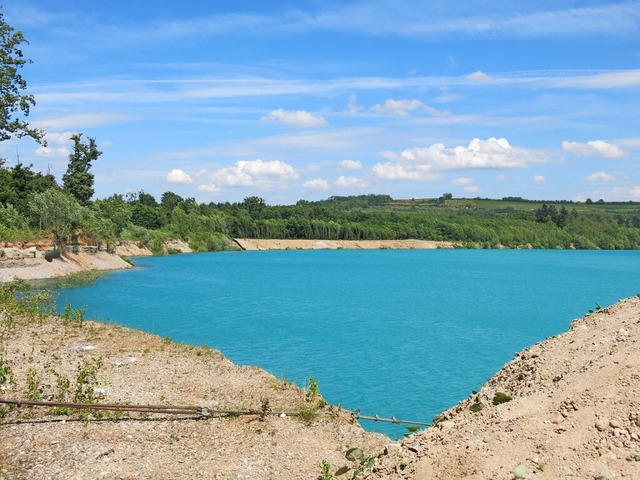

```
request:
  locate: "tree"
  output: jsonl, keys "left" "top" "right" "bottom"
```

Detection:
{"left": 242, "top": 196, "right": 266, "bottom": 219}
{"left": 438, "top": 192, "right": 453, "bottom": 205}
{"left": 0, "top": 160, "right": 57, "bottom": 212}
{"left": 161, "top": 191, "right": 184, "bottom": 211}
{"left": 29, "top": 188, "right": 86, "bottom": 244}
{"left": 0, "top": 11, "right": 44, "bottom": 143}
{"left": 63, "top": 133, "right": 102, "bottom": 205}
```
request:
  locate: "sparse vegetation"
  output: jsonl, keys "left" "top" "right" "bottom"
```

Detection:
{"left": 492, "top": 392, "right": 513, "bottom": 405}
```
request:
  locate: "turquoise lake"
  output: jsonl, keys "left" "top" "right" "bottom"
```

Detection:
{"left": 56, "top": 249, "right": 640, "bottom": 437}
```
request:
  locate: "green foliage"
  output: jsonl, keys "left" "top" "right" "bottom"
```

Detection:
{"left": 53, "top": 270, "right": 104, "bottom": 289}
{"left": 63, "top": 133, "right": 102, "bottom": 205}
{"left": 513, "top": 463, "right": 526, "bottom": 479}
{"left": 341, "top": 448, "right": 376, "bottom": 478}
{"left": 318, "top": 460, "right": 334, "bottom": 480}
{"left": 432, "top": 413, "right": 444, "bottom": 425}
{"left": 492, "top": 392, "right": 513, "bottom": 405}
{"left": 29, "top": 188, "right": 87, "bottom": 243}
{"left": 0, "top": 357, "right": 13, "bottom": 386}
{"left": 298, "top": 404, "right": 321, "bottom": 423}
{"left": 0, "top": 12, "right": 45, "bottom": 143}
{"left": 0, "top": 280, "right": 56, "bottom": 325}
{"left": 469, "top": 402, "right": 485, "bottom": 412}
{"left": 61, "top": 301, "right": 86, "bottom": 324}
{"left": 307, "top": 376, "right": 320, "bottom": 397}
{"left": 26, "top": 368, "right": 42, "bottom": 401}
{"left": 73, "top": 357, "right": 104, "bottom": 404}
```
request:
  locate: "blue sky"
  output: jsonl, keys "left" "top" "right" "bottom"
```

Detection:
{"left": 3, "top": 1, "right": 640, "bottom": 204}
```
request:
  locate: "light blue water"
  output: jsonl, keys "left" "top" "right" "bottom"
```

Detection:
{"left": 56, "top": 250, "right": 640, "bottom": 437}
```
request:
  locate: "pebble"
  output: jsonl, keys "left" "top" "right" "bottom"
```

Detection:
{"left": 609, "top": 419, "right": 621, "bottom": 428}
{"left": 595, "top": 419, "right": 609, "bottom": 432}
{"left": 408, "top": 441, "right": 422, "bottom": 453}
{"left": 635, "top": 413, "right": 640, "bottom": 428}
{"left": 551, "top": 414, "right": 565, "bottom": 424}
{"left": 439, "top": 421, "right": 455, "bottom": 430}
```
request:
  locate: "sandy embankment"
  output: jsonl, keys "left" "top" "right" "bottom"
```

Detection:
{"left": 235, "top": 238, "right": 455, "bottom": 250}
{"left": 0, "top": 240, "right": 193, "bottom": 283}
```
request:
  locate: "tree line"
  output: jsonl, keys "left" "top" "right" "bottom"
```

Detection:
{"left": 1, "top": 11, "right": 640, "bottom": 252}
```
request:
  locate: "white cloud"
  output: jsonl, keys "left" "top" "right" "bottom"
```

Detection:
{"left": 166, "top": 169, "right": 193, "bottom": 184}
{"left": 451, "top": 177, "right": 479, "bottom": 193}
{"left": 35, "top": 146, "right": 70, "bottom": 157}
{"left": 452, "top": 177, "right": 473, "bottom": 186}
{"left": 586, "top": 171, "right": 615, "bottom": 182}
{"left": 207, "top": 159, "right": 298, "bottom": 189}
{"left": 533, "top": 175, "right": 546, "bottom": 183}
{"left": 372, "top": 162, "right": 440, "bottom": 181}
{"left": 466, "top": 71, "right": 490, "bottom": 82}
{"left": 338, "top": 159, "right": 362, "bottom": 170}
{"left": 562, "top": 140, "right": 624, "bottom": 159}
{"left": 196, "top": 183, "right": 222, "bottom": 193}
{"left": 44, "top": 131, "right": 77, "bottom": 144}
{"left": 303, "top": 178, "right": 329, "bottom": 190}
{"left": 261, "top": 108, "right": 327, "bottom": 127}
{"left": 335, "top": 175, "right": 369, "bottom": 188}
{"left": 375, "top": 137, "right": 549, "bottom": 181}
{"left": 371, "top": 98, "right": 447, "bottom": 116}
{"left": 345, "top": 94, "right": 364, "bottom": 115}
{"left": 553, "top": 70, "right": 640, "bottom": 89}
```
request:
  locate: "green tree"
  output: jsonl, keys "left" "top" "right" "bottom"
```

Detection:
{"left": 242, "top": 196, "right": 266, "bottom": 219}
{"left": 93, "top": 194, "right": 131, "bottom": 237}
{"left": 0, "top": 160, "right": 57, "bottom": 212}
{"left": 63, "top": 133, "right": 102, "bottom": 205}
{"left": 0, "top": 11, "right": 44, "bottom": 143}
{"left": 160, "top": 191, "right": 184, "bottom": 211}
{"left": 29, "top": 188, "right": 86, "bottom": 244}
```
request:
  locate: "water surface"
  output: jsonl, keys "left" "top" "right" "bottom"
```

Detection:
{"left": 57, "top": 249, "right": 640, "bottom": 437}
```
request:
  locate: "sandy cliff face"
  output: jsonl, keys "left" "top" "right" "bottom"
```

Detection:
{"left": 235, "top": 238, "right": 455, "bottom": 250}
{"left": 0, "top": 240, "right": 194, "bottom": 283}
{"left": 0, "top": 247, "right": 133, "bottom": 282}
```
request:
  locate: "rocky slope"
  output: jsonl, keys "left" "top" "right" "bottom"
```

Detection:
{"left": 365, "top": 296, "right": 640, "bottom": 479}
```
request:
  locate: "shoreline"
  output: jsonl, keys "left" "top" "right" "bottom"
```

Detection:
{"left": 0, "top": 238, "right": 455, "bottom": 283}
{"left": 234, "top": 238, "right": 457, "bottom": 250}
